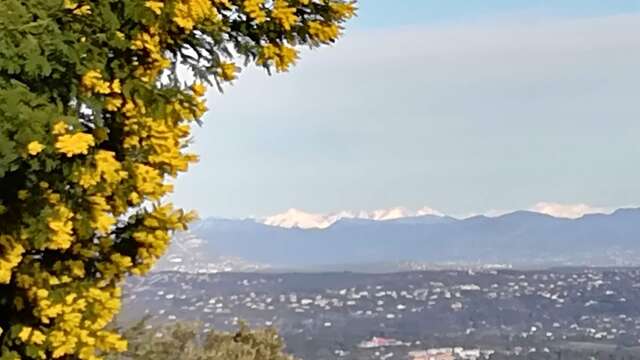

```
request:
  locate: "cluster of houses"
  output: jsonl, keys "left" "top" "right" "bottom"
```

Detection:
{"left": 409, "top": 348, "right": 494, "bottom": 360}
{"left": 122, "top": 268, "right": 640, "bottom": 359}
{"left": 356, "top": 337, "right": 494, "bottom": 360}
{"left": 358, "top": 336, "right": 409, "bottom": 349}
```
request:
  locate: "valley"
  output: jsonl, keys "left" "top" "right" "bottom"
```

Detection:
{"left": 120, "top": 268, "right": 640, "bottom": 359}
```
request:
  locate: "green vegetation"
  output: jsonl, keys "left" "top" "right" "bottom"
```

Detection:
{"left": 106, "top": 320, "right": 294, "bottom": 360}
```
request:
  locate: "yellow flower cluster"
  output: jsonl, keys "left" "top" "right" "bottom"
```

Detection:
{"left": 173, "top": 0, "right": 218, "bottom": 31}
{"left": 104, "top": 96, "right": 123, "bottom": 111}
{"left": 272, "top": 0, "right": 297, "bottom": 30}
{"left": 131, "top": 30, "right": 171, "bottom": 82}
{"left": 329, "top": 1, "right": 357, "bottom": 18}
{"left": 214, "top": 0, "right": 232, "bottom": 7}
{"left": 18, "top": 326, "right": 47, "bottom": 345}
{"left": 95, "top": 151, "right": 127, "bottom": 183}
{"left": 218, "top": 62, "right": 237, "bottom": 81}
{"left": 88, "top": 195, "right": 115, "bottom": 235}
{"left": 147, "top": 122, "right": 199, "bottom": 173}
{"left": 46, "top": 200, "right": 74, "bottom": 251}
{"left": 168, "top": 97, "right": 207, "bottom": 121}
{"left": 131, "top": 30, "right": 161, "bottom": 54}
{"left": 258, "top": 43, "right": 298, "bottom": 72}
{"left": 132, "top": 164, "right": 172, "bottom": 200}
{"left": 145, "top": 0, "right": 164, "bottom": 15}
{"left": 27, "top": 140, "right": 45, "bottom": 155}
{"left": 81, "top": 70, "right": 120, "bottom": 95}
{"left": 74, "top": 150, "right": 128, "bottom": 189}
{"left": 243, "top": 0, "right": 267, "bottom": 23}
{"left": 119, "top": 92, "right": 201, "bottom": 184}
{"left": 131, "top": 204, "right": 196, "bottom": 274}
{"left": 191, "top": 83, "right": 207, "bottom": 97}
{"left": 0, "top": 235, "right": 24, "bottom": 284}
{"left": 20, "top": 279, "right": 127, "bottom": 359}
{"left": 63, "top": 0, "right": 92, "bottom": 15}
{"left": 55, "top": 132, "right": 95, "bottom": 157}
{"left": 53, "top": 120, "right": 69, "bottom": 135}
{"left": 308, "top": 21, "right": 340, "bottom": 43}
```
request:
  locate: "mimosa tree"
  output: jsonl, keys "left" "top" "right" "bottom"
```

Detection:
{"left": 0, "top": 0, "right": 355, "bottom": 358}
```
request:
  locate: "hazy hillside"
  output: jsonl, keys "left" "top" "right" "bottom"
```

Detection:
{"left": 159, "top": 209, "right": 640, "bottom": 271}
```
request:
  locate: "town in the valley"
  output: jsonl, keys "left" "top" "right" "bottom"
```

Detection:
{"left": 119, "top": 268, "right": 640, "bottom": 359}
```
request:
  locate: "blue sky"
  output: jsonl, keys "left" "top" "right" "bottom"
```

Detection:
{"left": 352, "top": 0, "right": 640, "bottom": 28}
{"left": 173, "top": 1, "right": 640, "bottom": 218}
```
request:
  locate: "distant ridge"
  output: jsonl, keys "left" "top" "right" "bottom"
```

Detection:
{"left": 255, "top": 203, "right": 615, "bottom": 229}
{"left": 163, "top": 207, "right": 640, "bottom": 271}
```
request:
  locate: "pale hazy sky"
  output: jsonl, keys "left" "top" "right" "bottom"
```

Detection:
{"left": 172, "top": 1, "right": 640, "bottom": 218}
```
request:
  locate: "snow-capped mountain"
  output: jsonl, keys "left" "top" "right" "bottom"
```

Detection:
{"left": 261, "top": 208, "right": 335, "bottom": 229}
{"left": 158, "top": 206, "right": 640, "bottom": 271}
{"left": 257, "top": 202, "right": 618, "bottom": 229}
{"left": 186, "top": 208, "right": 640, "bottom": 269}
{"left": 259, "top": 206, "right": 444, "bottom": 229}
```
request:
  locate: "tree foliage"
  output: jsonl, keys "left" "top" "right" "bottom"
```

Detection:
{"left": 0, "top": 0, "right": 355, "bottom": 358}
{"left": 106, "top": 320, "right": 294, "bottom": 360}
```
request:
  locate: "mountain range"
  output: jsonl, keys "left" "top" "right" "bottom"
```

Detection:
{"left": 256, "top": 203, "right": 615, "bottom": 229}
{"left": 155, "top": 207, "right": 640, "bottom": 272}
{"left": 259, "top": 206, "right": 444, "bottom": 229}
